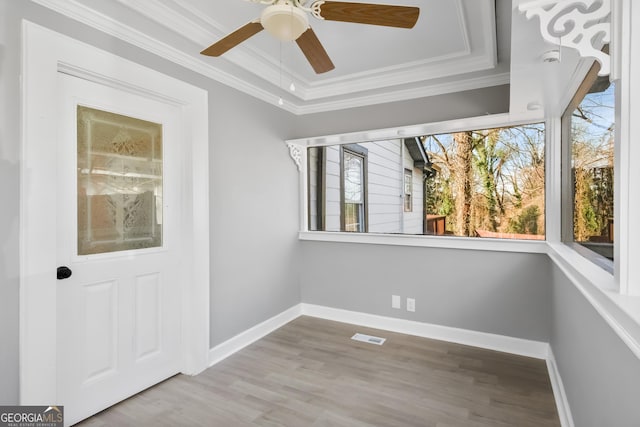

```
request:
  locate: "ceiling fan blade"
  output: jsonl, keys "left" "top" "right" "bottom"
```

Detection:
{"left": 200, "top": 21, "right": 264, "bottom": 57}
{"left": 296, "top": 27, "right": 335, "bottom": 74}
{"left": 314, "top": 1, "right": 419, "bottom": 28}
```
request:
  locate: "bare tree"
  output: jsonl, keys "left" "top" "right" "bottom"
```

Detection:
{"left": 422, "top": 123, "right": 546, "bottom": 239}
{"left": 453, "top": 132, "right": 474, "bottom": 236}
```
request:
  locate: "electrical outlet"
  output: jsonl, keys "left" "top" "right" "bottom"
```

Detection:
{"left": 392, "top": 295, "right": 401, "bottom": 309}
{"left": 407, "top": 298, "right": 415, "bottom": 312}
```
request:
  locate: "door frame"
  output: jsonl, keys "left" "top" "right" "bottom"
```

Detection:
{"left": 19, "top": 21, "right": 210, "bottom": 405}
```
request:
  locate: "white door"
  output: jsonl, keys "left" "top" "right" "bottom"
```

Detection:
{"left": 56, "top": 73, "right": 183, "bottom": 425}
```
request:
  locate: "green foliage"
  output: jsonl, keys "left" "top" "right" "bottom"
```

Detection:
{"left": 569, "top": 81, "right": 615, "bottom": 243}
{"left": 508, "top": 205, "right": 540, "bottom": 235}
{"left": 580, "top": 203, "right": 600, "bottom": 236}
{"left": 512, "top": 179, "right": 522, "bottom": 209}
{"left": 473, "top": 131, "right": 500, "bottom": 231}
{"left": 439, "top": 186, "right": 454, "bottom": 217}
{"left": 425, "top": 176, "right": 455, "bottom": 232}
{"left": 573, "top": 167, "right": 603, "bottom": 241}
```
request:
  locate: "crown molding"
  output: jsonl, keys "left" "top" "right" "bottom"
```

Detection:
{"left": 293, "top": 71, "right": 510, "bottom": 115}
{"left": 302, "top": 53, "right": 495, "bottom": 101}
{"left": 31, "top": 0, "right": 505, "bottom": 115}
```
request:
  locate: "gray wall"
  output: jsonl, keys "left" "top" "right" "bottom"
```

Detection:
{"left": 208, "top": 83, "right": 300, "bottom": 346}
{"left": 290, "top": 84, "right": 511, "bottom": 139}
{"left": 0, "top": 0, "right": 300, "bottom": 404}
{"left": 301, "top": 242, "right": 552, "bottom": 342}
{"left": 550, "top": 264, "right": 640, "bottom": 427}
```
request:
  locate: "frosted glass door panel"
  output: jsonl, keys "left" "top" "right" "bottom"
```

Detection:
{"left": 77, "top": 106, "right": 163, "bottom": 255}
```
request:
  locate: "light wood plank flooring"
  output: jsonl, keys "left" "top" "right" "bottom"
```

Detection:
{"left": 77, "top": 316, "right": 560, "bottom": 426}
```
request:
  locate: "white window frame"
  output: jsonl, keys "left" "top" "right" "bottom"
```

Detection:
{"left": 559, "top": 64, "right": 615, "bottom": 274}
{"left": 533, "top": 0, "right": 640, "bottom": 361}
{"left": 403, "top": 168, "right": 413, "bottom": 213}
{"left": 613, "top": 0, "right": 640, "bottom": 297}
{"left": 547, "top": 0, "right": 640, "bottom": 299}
{"left": 288, "top": 111, "right": 549, "bottom": 255}
{"left": 341, "top": 145, "right": 368, "bottom": 232}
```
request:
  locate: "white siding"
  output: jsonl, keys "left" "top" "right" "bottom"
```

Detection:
{"left": 402, "top": 143, "right": 425, "bottom": 234}
{"left": 317, "top": 140, "right": 424, "bottom": 233}
{"left": 368, "top": 140, "right": 403, "bottom": 233}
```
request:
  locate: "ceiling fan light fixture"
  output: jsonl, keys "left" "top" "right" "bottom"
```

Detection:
{"left": 261, "top": 4, "right": 309, "bottom": 41}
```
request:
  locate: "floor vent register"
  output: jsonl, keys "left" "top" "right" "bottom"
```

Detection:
{"left": 351, "top": 333, "right": 386, "bottom": 345}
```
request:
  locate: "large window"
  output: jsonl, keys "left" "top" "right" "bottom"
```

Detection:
{"left": 307, "top": 123, "right": 545, "bottom": 240}
{"left": 562, "top": 63, "right": 615, "bottom": 266}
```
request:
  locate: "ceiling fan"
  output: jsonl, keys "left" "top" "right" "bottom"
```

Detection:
{"left": 200, "top": 0, "right": 420, "bottom": 74}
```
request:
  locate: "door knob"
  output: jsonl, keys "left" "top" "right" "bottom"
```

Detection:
{"left": 57, "top": 266, "right": 72, "bottom": 280}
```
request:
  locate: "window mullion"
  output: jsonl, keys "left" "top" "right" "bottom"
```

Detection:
{"left": 616, "top": 0, "right": 639, "bottom": 295}
{"left": 546, "top": 116, "right": 562, "bottom": 243}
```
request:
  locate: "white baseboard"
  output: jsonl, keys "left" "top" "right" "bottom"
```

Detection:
{"left": 300, "top": 304, "right": 550, "bottom": 360}
{"left": 208, "top": 302, "right": 549, "bottom": 365}
{"left": 208, "top": 304, "right": 302, "bottom": 366}
{"left": 546, "top": 348, "right": 575, "bottom": 427}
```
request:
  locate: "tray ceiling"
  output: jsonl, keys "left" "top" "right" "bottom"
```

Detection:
{"left": 32, "top": 0, "right": 509, "bottom": 114}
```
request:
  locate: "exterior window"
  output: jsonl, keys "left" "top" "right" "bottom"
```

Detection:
{"left": 306, "top": 125, "right": 544, "bottom": 239}
{"left": 342, "top": 147, "right": 367, "bottom": 232}
{"left": 562, "top": 62, "right": 615, "bottom": 265}
{"left": 422, "top": 124, "right": 545, "bottom": 240}
{"left": 404, "top": 168, "right": 413, "bottom": 212}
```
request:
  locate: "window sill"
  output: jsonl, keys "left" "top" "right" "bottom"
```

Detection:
{"left": 299, "top": 231, "right": 548, "bottom": 254}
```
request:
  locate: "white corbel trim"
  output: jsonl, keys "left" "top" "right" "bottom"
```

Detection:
{"left": 518, "top": 0, "right": 611, "bottom": 76}
{"left": 286, "top": 142, "right": 303, "bottom": 171}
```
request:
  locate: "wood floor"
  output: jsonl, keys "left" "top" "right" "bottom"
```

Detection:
{"left": 77, "top": 316, "right": 560, "bottom": 426}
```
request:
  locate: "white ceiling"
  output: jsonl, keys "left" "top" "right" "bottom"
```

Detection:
{"left": 33, "top": 0, "right": 512, "bottom": 114}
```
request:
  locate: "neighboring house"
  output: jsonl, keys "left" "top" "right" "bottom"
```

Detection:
{"left": 309, "top": 138, "right": 428, "bottom": 234}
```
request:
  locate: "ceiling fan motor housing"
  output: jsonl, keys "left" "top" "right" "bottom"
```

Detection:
{"left": 261, "top": 3, "right": 310, "bottom": 41}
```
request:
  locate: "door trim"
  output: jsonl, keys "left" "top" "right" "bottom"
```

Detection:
{"left": 20, "top": 21, "right": 210, "bottom": 404}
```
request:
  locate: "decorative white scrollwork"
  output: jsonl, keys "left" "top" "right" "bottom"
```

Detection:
{"left": 518, "top": 0, "right": 611, "bottom": 75}
{"left": 311, "top": 1, "right": 325, "bottom": 19}
{"left": 287, "top": 143, "right": 303, "bottom": 171}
